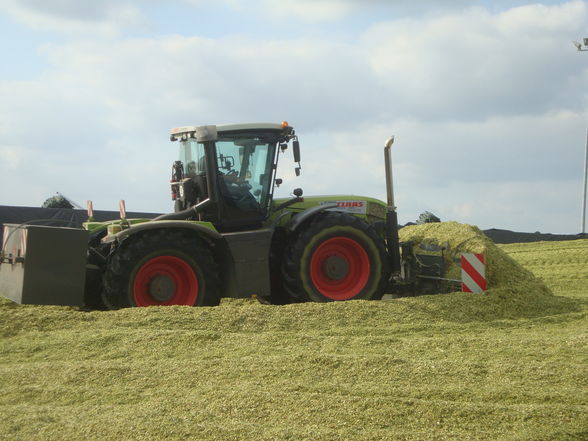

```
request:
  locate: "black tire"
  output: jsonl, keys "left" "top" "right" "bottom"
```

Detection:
{"left": 282, "top": 212, "right": 389, "bottom": 303}
{"left": 102, "top": 230, "right": 220, "bottom": 309}
{"left": 83, "top": 229, "right": 109, "bottom": 310}
{"left": 84, "top": 266, "right": 108, "bottom": 310}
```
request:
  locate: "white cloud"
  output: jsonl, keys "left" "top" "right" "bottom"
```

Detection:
{"left": 363, "top": 1, "right": 588, "bottom": 121}
{"left": 261, "top": 0, "right": 357, "bottom": 22}
{"left": 0, "top": 0, "right": 147, "bottom": 35}
{"left": 1, "top": 1, "right": 587, "bottom": 232}
{"left": 438, "top": 179, "right": 583, "bottom": 233}
{"left": 0, "top": 146, "right": 24, "bottom": 169}
{"left": 255, "top": 0, "right": 475, "bottom": 22}
{"left": 452, "top": 203, "right": 474, "bottom": 219}
{"left": 282, "top": 112, "right": 587, "bottom": 232}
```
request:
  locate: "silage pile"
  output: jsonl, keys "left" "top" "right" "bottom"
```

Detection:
{"left": 399, "top": 221, "right": 548, "bottom": 294}
{"left": 395, "top": 222, "right": 576, "bottom": 321}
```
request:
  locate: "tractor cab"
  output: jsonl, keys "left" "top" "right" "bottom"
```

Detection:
{"left": 169, "top": 122, "right": 298, "bottom": 232}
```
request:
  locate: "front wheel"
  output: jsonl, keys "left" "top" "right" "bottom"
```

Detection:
{"left": 282, "top": 212, "right": 389, "bottom": 302}
{"left": 103, "top": 230, "right": 220, "bottom": 309}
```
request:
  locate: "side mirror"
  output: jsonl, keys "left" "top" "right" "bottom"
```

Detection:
{"left": 293, "top": 139, "right": 301, "bottom": 163}
{"left": 293, "top": 188, "right": 303, "bottom": 197}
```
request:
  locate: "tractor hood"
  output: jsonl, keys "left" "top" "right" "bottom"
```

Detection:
{"left": 271, "top": 195, "right": 387, "bottom": 222}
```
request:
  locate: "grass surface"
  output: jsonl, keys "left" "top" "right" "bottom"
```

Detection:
{"left": 1, "top": 228, "right": 587, "bottom": 440}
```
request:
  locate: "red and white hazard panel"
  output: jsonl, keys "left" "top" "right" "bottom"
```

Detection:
{"left": 461, "top": 253, "right": 487, "bottom": 293}
{"left": 87, "top": 200, "right": 94, "bottom": 218}
{"left": 119, "top": 200, "right": 127, "bottom": 219}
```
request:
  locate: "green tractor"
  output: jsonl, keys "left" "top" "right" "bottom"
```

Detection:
{"left": 0, "top": 122, "right": 446, "bottom": 309}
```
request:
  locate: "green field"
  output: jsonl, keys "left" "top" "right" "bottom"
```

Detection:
{"left": 1, "top": 236, "right": 587, "bottom": 441}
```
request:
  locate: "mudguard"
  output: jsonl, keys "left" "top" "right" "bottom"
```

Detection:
{"left": 286, "top": 202, "right": 338, "bottom": 232}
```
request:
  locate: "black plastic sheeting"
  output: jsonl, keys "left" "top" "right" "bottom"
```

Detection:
{"left": 482, "top": 228, "right": 587, "bottom": 244}
{"left": 0, "top": 205, "right": 161, "bottom": 245}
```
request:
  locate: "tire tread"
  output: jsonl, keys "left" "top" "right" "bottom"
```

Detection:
{"left": 102, "top": 230, "right": 220, "bottom": 309}
{"left": 281, "top": 212, "right": 389, "bottom": 303}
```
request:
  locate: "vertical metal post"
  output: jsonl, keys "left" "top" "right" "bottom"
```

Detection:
{"left": 573, "top": 39, "right": 588, "bottom": 234}
{"left": 582, "top": 128, "right": 588, "bottom": 234}
{"left": 384, "top": 136, "right": 401, "bottom": 275}
{"left": 384, "top": 137, "right": 395, "bottom": 209}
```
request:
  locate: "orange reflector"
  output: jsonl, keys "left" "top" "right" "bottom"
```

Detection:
{"left": 281, "top": 121, "right": 289, "bottom": 128}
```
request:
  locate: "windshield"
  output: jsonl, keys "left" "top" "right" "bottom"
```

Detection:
{"left": 215, "top": 135, "right": 275, "bottom": 209}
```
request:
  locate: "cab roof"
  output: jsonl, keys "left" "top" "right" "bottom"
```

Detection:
{"left": 170, "top": 122, "right": 287, "bottom": 138}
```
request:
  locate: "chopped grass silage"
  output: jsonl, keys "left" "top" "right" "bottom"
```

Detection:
{"left": 399, "top": 221, "right": 549, "bottom": 292}
{"left": 396, "top": 222, "right": 579, "bottom": 321}
{"left": 499, "top": 239, "right": 588, "bottom": 300}
{"left": 1, "top": 226, "right": 587, "bottom": 441}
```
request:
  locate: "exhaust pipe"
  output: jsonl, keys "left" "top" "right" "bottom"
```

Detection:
{"left": 384, "top": 136, "right": 401, "bottom": 275}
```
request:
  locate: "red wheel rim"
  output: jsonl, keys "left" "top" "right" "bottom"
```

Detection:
{"left": 133, "top": 255, "right": 199, "bottom": 306}
{"left": 309, "top": 236, "right": 370, "bottom": 300}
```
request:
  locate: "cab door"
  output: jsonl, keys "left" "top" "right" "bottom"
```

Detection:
{"left": 214, "top": 136, "right": 276, "bottom": 232}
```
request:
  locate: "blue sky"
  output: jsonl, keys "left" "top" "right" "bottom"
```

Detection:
{"left": 1, "top": 0, "right": 587, "bottom": 233}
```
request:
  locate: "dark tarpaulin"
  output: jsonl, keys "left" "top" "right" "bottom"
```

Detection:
{"left": 0, "top": 205, "right": 161, "bottom": 245}
{"left": 482, "top": 228, "right": 586, "bottom": 244}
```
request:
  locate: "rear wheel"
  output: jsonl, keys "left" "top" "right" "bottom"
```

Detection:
{"left": 103, "top": 230, "right": 220, "bottom": 309}
{"left": 282, "top": 212, "right": 389, "bottom": 302}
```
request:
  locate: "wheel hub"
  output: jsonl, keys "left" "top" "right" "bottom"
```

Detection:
{"left": 309, "top": 236, "right": 370, "bottom": 301}
{"left": 148, "top": 275, "right": 176, "bottom": 302}
{"left": 323, "top": 255, "right": 349, "bottom": 280}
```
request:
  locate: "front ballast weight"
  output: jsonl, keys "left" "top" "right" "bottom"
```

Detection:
{"left": 0, "top": 224, "right": 88, "bottom": 306}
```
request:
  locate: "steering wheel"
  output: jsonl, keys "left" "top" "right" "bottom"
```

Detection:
{"left": 225, "top": 170, "right": 252, "bottom": 190}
